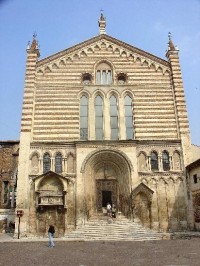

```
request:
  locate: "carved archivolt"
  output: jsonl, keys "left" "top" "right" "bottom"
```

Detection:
{"left": 80, "top": 147, "right": 134, "bottom": 173}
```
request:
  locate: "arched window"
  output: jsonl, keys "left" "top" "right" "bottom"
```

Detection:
{"left": 80, "top": 95, "right": 88, "bottom": 140}
{"left": 96, "top": 62, "right": 112, "bottom": 85}
{"left": 55, "top": 153, "right": 62, "bottom": 173}
{"left": 110, "top": 95, "right": 119, "bottom": 140}
{"left": 162, "top": 151, "right": 170, "bottom": 171}
{"left": 43, "top": 153, "right": 51, "bottom": 173}
{"left": 95, "top": 95, "right": 104, "bottom": 140}
{"left": 150, "top": 151, "right": 158, "bottom": 171}
{"left": 124, "top": 95, "right": 133, "bottom": 139}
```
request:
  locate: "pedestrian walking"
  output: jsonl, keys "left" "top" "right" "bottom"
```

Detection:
{"left": 48, "top": 225, "right": 55, "bottom": 248}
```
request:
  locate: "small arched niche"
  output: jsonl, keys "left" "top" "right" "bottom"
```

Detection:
{"left": 138, "top": 152, "right": 147, "bottom": 172}
{"left": 31, "top": 153, "right": 39, "bottom": 175}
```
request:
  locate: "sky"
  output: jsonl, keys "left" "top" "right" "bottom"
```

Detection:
{"left": 0, "top": 0, "right": 199, "bottom": 145}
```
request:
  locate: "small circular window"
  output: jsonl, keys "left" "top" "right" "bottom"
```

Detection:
{"left": 117, "top": 73, "right": 127, "bottom": 85}
{"left": 82, "top": 73, "right": 92, "bottom": 85}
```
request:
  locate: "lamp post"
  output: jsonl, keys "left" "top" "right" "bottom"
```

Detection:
{"left": 16, "top": 210, "right": 24, "bottom": 239}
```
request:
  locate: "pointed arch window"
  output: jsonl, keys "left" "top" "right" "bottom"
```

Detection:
{"left": 124, "top": 95, "right": 134, "bottom": 139}
{"left": 43, "top": 153, "right": 51, "bottom": 173}
{"left": 110, "top": 95, "right": 119, "bottom": 140}
{"left": 80, "top": 95, "right": 88, "bottom": 140}
{"left": 150, "top": 151, "right": 158, "bottom": 171}
{"left": 55, "top": 153, "right": 62, "bottom": 173}
{"left": 95, "top": 95, "right": 104, "bottom": 140}
{"left": 162, "top": 151, "right": 170, "bottom": 171}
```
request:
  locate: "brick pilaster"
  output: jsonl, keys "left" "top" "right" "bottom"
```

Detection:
{"left": 166, "top": 37, "right": 191, "bottom": 165}
{"left": 21, "top": 35, "right": 40, "bottom": 133}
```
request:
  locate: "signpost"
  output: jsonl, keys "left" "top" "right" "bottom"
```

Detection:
{"left": 16, "top": 210, "right": 24, "bottom": 239}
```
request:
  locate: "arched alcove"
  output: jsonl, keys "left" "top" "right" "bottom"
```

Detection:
{"left": 131, "top": 183, "right": 154, "bottom": 228}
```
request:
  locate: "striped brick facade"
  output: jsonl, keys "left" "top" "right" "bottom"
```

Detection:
{"left": 16, "top": 19, "right": 192, "bottom": 237}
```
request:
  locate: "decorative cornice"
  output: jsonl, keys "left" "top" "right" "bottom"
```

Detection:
{"left": 139, "top": 170, "right": 184, "bottom": 176}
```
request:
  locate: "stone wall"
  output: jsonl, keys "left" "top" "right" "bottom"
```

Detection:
{"left": 0, "top": 141, "right": 19, "bottom": 209}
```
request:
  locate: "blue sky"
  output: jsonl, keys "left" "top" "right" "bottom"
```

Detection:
{"left": 0, "top": 0, "right": 199, "bottom": 145}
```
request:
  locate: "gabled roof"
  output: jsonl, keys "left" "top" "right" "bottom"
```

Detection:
{"left": 186, "top": 159, "right": 200, "bottom": 171}
{"left": 131, "top": 182, "right": 154, "bottom": 201}
{"left": 37, "top": 34, "right": 169, "bottom": 67}
{"left": 33, "top": 170, "right": 65, "bottom": 181}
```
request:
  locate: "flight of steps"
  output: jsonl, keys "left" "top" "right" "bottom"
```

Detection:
{"left": 64, "top": 214, "right": 164, "bottom": 241}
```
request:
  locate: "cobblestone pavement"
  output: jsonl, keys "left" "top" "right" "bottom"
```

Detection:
{"left": 0, "top": 237, "right": 200, "bottom": 266}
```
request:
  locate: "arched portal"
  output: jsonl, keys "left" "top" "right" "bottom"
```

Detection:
{"left": 81, "top": 149, "right": 132, "bottom": 217}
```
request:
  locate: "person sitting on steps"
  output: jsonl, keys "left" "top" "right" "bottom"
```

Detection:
{"left": 106, "top": 202, "right": 112, "bottom": 217}
{"left": 111, "top": 204, "right": 117, "bottom": 221}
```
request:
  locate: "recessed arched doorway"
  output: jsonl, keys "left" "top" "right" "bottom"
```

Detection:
{"left": 131, "top": 183, "right": 154, "bottom": 228}
{"left": 81, "top": 149, "right": 133, "bottom": 218}
{"left": 33, "top": 171, "right": 68, "bottom": 237}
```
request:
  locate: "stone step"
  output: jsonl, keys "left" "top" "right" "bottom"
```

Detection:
{"left": 64, "top": 214, "right": 164, "bottom": 241}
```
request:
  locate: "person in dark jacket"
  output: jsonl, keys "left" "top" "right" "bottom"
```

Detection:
{"left": 111, "top": 204, "right": 117, "bottom": 221}
{"left": 48, "top": 225, "right": 55, "bottom": 248}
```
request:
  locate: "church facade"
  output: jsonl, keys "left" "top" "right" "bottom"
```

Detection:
{"left": 16, "top": 14, "right": 192, "bottom": 237}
